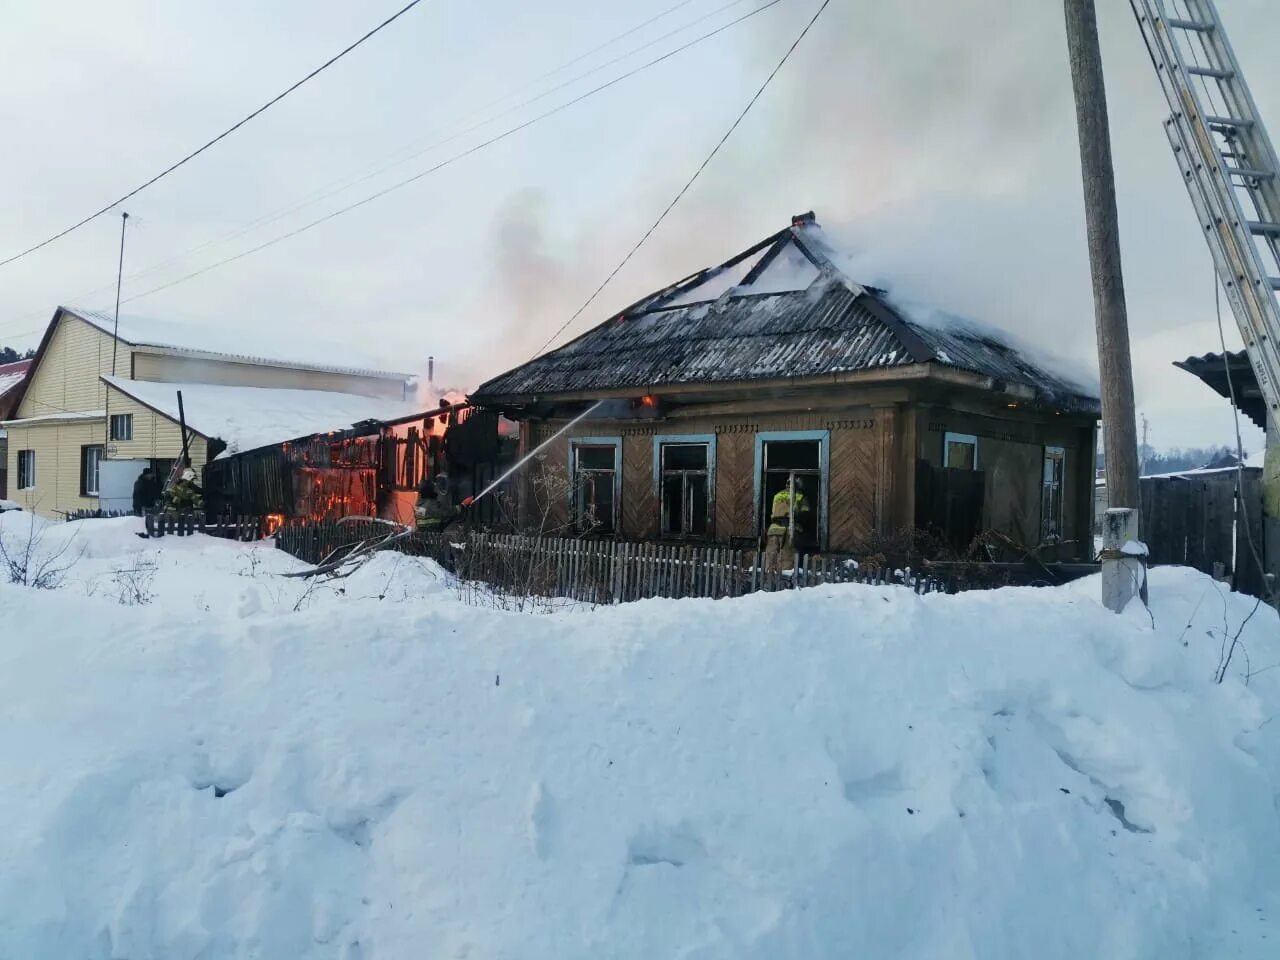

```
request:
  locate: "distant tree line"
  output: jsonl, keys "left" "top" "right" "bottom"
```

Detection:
{"left": 0, "top": 346, "right": 35, "bottom": 364}
{"left": 1098, "top": 444, "right": 1247, "bottom": 475}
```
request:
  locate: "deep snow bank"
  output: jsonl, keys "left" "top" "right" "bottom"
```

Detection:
{"left": 1, "top": 514, "right": 1278, "bottom": 958}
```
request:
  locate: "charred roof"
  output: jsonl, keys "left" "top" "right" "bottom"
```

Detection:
{"left": 472, "top": 213, "right": 1099, "bottom": 414}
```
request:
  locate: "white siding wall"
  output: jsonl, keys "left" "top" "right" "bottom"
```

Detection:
{"left": 103, "top": 386, "right": 207, "bottom": 470}
{"left": 4, "top": 419, "right": 105, "bottom": 516}
{"left": 18, "top": 316, "right": 121, "bottom": 419}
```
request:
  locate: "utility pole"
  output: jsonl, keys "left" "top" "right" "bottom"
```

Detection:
{"left": 1064, "top": 0, "right": 1144, "bottom": 610}
{"left": 111, "top": 211, "right": 129, "bottom": 377}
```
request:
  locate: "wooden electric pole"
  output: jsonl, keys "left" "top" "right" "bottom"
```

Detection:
{"left": 1064, "top": 0, "right": 1140, "bottom": 512}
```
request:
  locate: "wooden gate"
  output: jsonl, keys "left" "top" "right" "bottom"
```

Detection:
{"left": 1139, "top": 469, "right": 1265, "bottom": 597}
{"left": 915, "top": 463, "right": 985, "bottom": 550}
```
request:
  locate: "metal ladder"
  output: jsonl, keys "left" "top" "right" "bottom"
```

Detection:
{"left": 1130, "top": 0, "right": 1280, "bottom": 423}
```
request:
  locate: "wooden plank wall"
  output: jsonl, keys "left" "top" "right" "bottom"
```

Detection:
{"left": 828, "top": 424, "right": 879, "bottom": 550}
{"left": 1140, "top": 470, "right": 1267, "bottom": 596}
{"left": 714, "top": 428, "right": 755, "bottom": 541}
{"left": 520, "top": 410, "right": 894, "bottom": 550}
{"left": 621, "top": 432, "right": 657, "bottom": 540}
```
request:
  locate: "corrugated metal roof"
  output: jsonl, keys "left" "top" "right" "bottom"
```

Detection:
{"left": 906, "top": 320, "right": 1096, "bottom": 411}
{"left": 1174, "top": 350, "right": 1266, "bottom": 428}
{"left": 480, "top": 284, "right": 912, "bottom": 396}
{"left": 66, "top": 307, "right": 414, "bottom": 381}
{"left": 473, "top": 217, "right": 1099, "bottom": 413}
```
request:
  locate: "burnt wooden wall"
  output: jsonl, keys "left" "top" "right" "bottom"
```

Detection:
{"left": 828, "top": 419, "right": 880, "bottom": 549}
{"left": 916, "top": 406, "right": 1095, "bottom": 558}
{"left": 521, "top": 409, "right": 895, "bottom": 551}
{"left": 622, "top": 431, "right": 658, "bottom": 540}
{"left": 714, "top": 428, "right": 754, "bottom": 542}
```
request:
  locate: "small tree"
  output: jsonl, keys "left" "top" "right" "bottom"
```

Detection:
{"left": 0, "top": 512, "right": 83, "bottom": 589}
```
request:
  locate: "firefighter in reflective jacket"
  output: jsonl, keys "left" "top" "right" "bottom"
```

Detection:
{"left": 765, "top": 476, "right": 809, "bottom": 570}
{"left": 415, "top": 473, "right": 454, "bottom": 532}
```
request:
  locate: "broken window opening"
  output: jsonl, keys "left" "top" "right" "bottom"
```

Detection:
{"left": 759, "top": 439, "right": 822, "bottom": 553}
{"left": 572, "top": 442, "right": 618, "bottom": 535}
{"left": 660, "top": 442, "right": 710, "bottom": 537}
{"left": 1041, "top": 445, "right": 1066, "bottom": 543}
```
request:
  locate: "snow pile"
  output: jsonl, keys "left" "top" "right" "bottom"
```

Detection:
{"left": 1, "top": 513, "right": 1279, "bottom": 958}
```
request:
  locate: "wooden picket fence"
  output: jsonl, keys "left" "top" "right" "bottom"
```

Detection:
{"left": 274, "top": 521, "right": 949, "bottom": 603}
{"left": 143, "top": 513, "right": 266, "bottom": 541}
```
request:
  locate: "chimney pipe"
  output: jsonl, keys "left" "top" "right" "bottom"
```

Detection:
{"left": 428, "top": 356, "right": 435, "bottom": 387}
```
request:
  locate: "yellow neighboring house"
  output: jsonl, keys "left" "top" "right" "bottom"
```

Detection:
{"left": 3, "top": 306, "right": 415, "bottom": 517}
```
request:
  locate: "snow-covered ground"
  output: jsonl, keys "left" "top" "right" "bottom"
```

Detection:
{"left": 1, "top": 513, "right": 1279, "bottom": 958}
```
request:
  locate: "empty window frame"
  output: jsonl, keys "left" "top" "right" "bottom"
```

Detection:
{"left": 1041, "top": 445, "right": 1066, "bottom": 542}
{"left": 81, "top": 445, "right": 103, "bottom": 497}
{"left": 109, "top": 413, "right": 133, "bottom": 442}
{"left": 17, "top": 449, "right": 35, "bottom": 490}
{"left": 753, "top": 430, "right": 830, "bottom": 551}
{"left": 569, "top": 438, "right": 621, "bottom": 535}
{"left": 943, "top": 432, "right": 978, "bottom": 470}
{"left": 653, "top": 435, "right": 715, "bottom": 537}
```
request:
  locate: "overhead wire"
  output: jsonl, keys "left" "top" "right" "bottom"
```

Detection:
{"left": 1213, "top": 272, "right": 1274, "bottom": 607}
{"left": 114, "top": 0, "right": 792, "bottom": 305}
{"left": 46, "top": 0, "right": 762, "bottom": 312}
{"left": 530, "top": 0, "right": 833, "bottom": 359}
{"left": 0, "top": 0, "right": 782, "bottom": 341}
{"left": 0, "top": 0, "right": 434, "bottom": 269}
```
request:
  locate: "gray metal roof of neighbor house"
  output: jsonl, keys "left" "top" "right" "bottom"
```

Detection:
{"left": 472, "top": 213, "right": 1100, "bottom": 414}
{"left": 1174, "top": 350, "right": 1266, "bottom": 428}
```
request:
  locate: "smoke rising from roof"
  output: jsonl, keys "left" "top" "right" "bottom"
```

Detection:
{"left": 464, "top": 0, "right": 1270, "bottom": 449}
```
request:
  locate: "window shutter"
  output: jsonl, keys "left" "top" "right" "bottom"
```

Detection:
{"left": 80, "top": 446, "right": 88, "bottom": 496}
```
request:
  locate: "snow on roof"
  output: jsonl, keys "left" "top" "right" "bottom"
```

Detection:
{"left": 0, "top": 360, "right": 31, "bottom": 399}
{"left": 0, "top": 409, "right": 105, "bottom": 427}
{"left": 66, "top": 307, "right": 414, "bottom": 382}
{"left": 103, "top": 377, "right": 419, "bottom": 455}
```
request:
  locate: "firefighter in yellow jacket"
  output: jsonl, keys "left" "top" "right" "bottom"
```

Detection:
{"left": 414, "top": 473, "right": 454, "bottom": 532}
{"left": 765, "top": 476, "right": 810, "bottom": 571}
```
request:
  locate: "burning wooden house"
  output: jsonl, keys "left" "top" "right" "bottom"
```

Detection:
{"left": 202, "top": 399, "right": 517, "bottom": 527}
{"left": 469, "top": 212, "right": 1102, "bottom": 558}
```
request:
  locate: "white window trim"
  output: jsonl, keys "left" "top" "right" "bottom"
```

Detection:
{"left": 110, "top": 413, "right": 133, "bottom": 442}
{"left": 943, "top": 432, "right": 979, "bottom": 469}
{"left": 83, "top": 445, "right": 103, "bottom": 497}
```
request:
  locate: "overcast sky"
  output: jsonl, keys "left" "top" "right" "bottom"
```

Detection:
{"left": 0, "top": 0, "right": 1275, "bottom": 451}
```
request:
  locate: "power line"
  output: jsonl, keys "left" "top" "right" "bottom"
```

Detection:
{"left": 0, "top": 0, "right": 766, "bottom": 341}
{"left": 531, "top": 0, "right": 832, "bottom": 358}
{"left": 26, "top": 0, "right": 760, "bottom": 318}
{"left": 0, "top": 0, "right": 433, "bottom": 270}
{"left": 117, "top": 0, "right": 790, "bottom": 305}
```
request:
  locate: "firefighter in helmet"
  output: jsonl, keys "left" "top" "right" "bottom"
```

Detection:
{"left": 164, "top": 466, "right": 204, "bottom": 513}
{"left": 765, "top": 475, "right": 810, "bottom": 570}
{"left": 414, "top": 472, "right": 454, "bottom": 532}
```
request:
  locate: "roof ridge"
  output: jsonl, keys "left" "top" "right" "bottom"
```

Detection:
{"left": 63, "top": 306, "right": 413, "bottom": 381}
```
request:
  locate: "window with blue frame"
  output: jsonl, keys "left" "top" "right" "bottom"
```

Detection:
{"left": 570, "top": 439, "right": 620, "bottom": 534}
{"left": 659, "top": 441, "right": 711, "bottom": 536}
{"left": 755, "top": 431, "right": 828, "bottom": 552}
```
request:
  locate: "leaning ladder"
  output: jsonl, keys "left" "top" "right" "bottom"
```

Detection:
{"left": 1130, "top": 0, "right": 1280, "bottom": 423}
